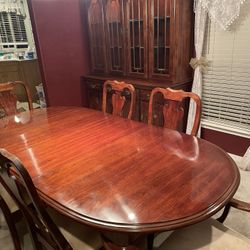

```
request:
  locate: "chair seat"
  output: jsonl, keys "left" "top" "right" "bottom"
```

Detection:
{"left": 158, "top": 218, "right": 250, "bottom": 250}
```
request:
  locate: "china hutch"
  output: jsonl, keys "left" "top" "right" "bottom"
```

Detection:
{"left": 82, "top": 0, "right": 194, "bottom": 127}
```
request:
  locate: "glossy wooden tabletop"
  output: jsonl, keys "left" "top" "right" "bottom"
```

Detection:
{"left": 0, "top": 107, "right": 240, "bottom": 233}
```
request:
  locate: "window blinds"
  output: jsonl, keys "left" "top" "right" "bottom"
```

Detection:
{"left": 10, "top": 12, "right": 27, "bottom": 43}
{"left": 0, "top": 12, "right": 13, "bottom": 44}
{"left": 202, "top": 3, "right": 250, "bottom": 138}
{"left": 0, "top": 11, "right": 28, "bottom": 50}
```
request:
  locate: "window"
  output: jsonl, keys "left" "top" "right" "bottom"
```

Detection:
{"left": 0, "top": 11, "right": 28, "bottom": 51}
{"left": 202, "top": 2, "right": 250, "bottom": 138}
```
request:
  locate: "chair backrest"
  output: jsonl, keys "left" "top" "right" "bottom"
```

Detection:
{"left": 0, "top": 81, "right": 33, "bottom": 116}
{"left": 102, "top": 80, "right": 136, "bottom": 119}
{"left": 0, "top": 149, "right": 72, "bottom": 250}
{"left": 0, "top": 193, "right": 21, "bottom": 250}
{"left": 148, "top": 88, "right": 201, "bottom": 136}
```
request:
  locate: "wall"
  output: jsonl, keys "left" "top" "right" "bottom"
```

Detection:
{"left": 28, "top": 0, "right": 90, "bottom": 106}
{"left": 201, "top": 128, "right": 250, "bottom": 156}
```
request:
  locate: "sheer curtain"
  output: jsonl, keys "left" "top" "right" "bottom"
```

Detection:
{"left": 186, "top": 1, "right": 208, "bottom": 136}
{"left": 186, "top": 0, "right": 246, "bottom": 136}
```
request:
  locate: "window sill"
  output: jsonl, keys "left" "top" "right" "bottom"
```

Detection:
{"left": 0, "top": 58, "right": 37, "bottom": 62}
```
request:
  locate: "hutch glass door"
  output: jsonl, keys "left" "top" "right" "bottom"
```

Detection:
{"left": 105, "top": 0, "right": 125, "bottom": 75}
{"left": 149, "top": 0, "right": 172, "bottom": 79}
{"left": 125, "top": 0, "right": 148, "bottom": 78}
{"left": 88, "top": 0, "right": 107, "bottom": 74}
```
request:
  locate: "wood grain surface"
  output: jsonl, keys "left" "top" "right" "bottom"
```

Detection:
{"left": 0, "top": 107, "right": 240, "bottom": 233}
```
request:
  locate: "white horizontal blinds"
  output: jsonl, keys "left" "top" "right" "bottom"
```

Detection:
{"left": 10, "top": 12, "right": 27, "bottom": 43}
{"left": 202, "top": 4, "right": 250, "bottom": 137}
{"left": 0, "top": 11, "right": 28, "bottom": 49}
{"left": 0, "top": 12, "right": 13, "bottom": 45}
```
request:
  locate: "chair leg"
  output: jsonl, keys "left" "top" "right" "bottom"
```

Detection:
{"left": 217, "top": 203, "right": 231, "bottom": 223}
{"left": 0, "top": 195, "right": 21, "bottom": 250}
{"left": 147, "top": 233, "right": 154, "bottom": 250}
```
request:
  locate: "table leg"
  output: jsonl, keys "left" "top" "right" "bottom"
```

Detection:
{"left": 102, "top": 241, "right": 140, "bottom": 250}
{"left": 147, "top": 233, "right": 154, "bottom": 250}
{"left": 100, "top": 232, "right": 145, "bottom": 250}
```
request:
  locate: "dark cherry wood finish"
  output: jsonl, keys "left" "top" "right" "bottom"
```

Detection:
{"left": 83, "top": 0, "right": 194, "bottom": 126}
{"left": 0, "top": 107, "right": 240, "bottom": 249}
{"left": 0, "top": 107, "right": 240, "bottom": 229}
{"left": 83, "top": 75, "right": 192, "bottom": 128}
{"left": 0, "top": 81, "right": 33, "bottom": 116}
{"left": 0, "top": 194, "right": 21, "bottom": 250}
{"left": 105, "top": 0, "right": 126, "bottom": 76}
{"left": 85, "top": 0, "right": 193, "bottom": 82}
{"left": 228, "top": 198, "right": 250, "bottom": 212}
{"left": 0, "top": 149, "right": 72, "bottom": 250}
{"left": 148, "top": 88, "right": 201, "bottom": 136}
{"left": 87, "top": 0, "right": 108, "bottom": 74}
{"left": 216, "top": 197, "right": 250, "bottom": 224}
{"left": 102, "top": 80, "right": 136, "bottom": 119}
{"left": 147, "top": 0, "right": 194, "bottom": 81}
{"left": 124, "top": 0, "right": 148, "bottom": 79}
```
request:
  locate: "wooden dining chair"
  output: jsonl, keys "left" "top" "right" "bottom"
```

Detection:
{"left": 157, "top": 199, "right": 250, "bottom": 250}
{"left": 0, "top": 149, "right": 102, "bottom": 250}
{"left": 102, "top": 80, "right": 136, "bottom": 119}
{"left": 148, "top": 87, "right": 201, "bottom": 136}
{"left": 0, "top": 194, "right": 21, "bottom": 249}
{"left": 0, "top": 81, "right": 33, "bottom": 116}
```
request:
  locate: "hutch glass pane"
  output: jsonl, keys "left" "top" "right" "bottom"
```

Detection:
{"left": 153, "top": 0, "right": 171, "bottom": 75}
{"left": 106, "top": 0, "right": 124, "bottom": 73}
{"left": 88, "top": 0, "right": 106, "bottom": 72}
{"left": 128, "top": 0, "right": 145, "bottom": 74}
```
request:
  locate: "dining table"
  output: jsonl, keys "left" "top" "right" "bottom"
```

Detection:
{"left": 0, "top": 106, "right": 240, "bottom": 249}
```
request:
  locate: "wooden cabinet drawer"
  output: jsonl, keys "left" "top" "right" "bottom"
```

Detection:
{"left": 85, "top": 79, "right": 104, "bottom": 111}
{"left": 86, "top": 81, "right": 103, "bottom": 91}
{"left": 0, "top": 62, "right": 18, "bottom": 73}
{"left": 87, "top": 90, "right": 102, "bottom": 111}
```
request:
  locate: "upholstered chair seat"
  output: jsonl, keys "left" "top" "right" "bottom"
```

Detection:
{"left": 158, "top": 218, "right": 250, "bottom": 250}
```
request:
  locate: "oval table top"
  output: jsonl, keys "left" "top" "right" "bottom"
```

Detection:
{"left": 0, "top": 107, "right": 240, "bottom": 233}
